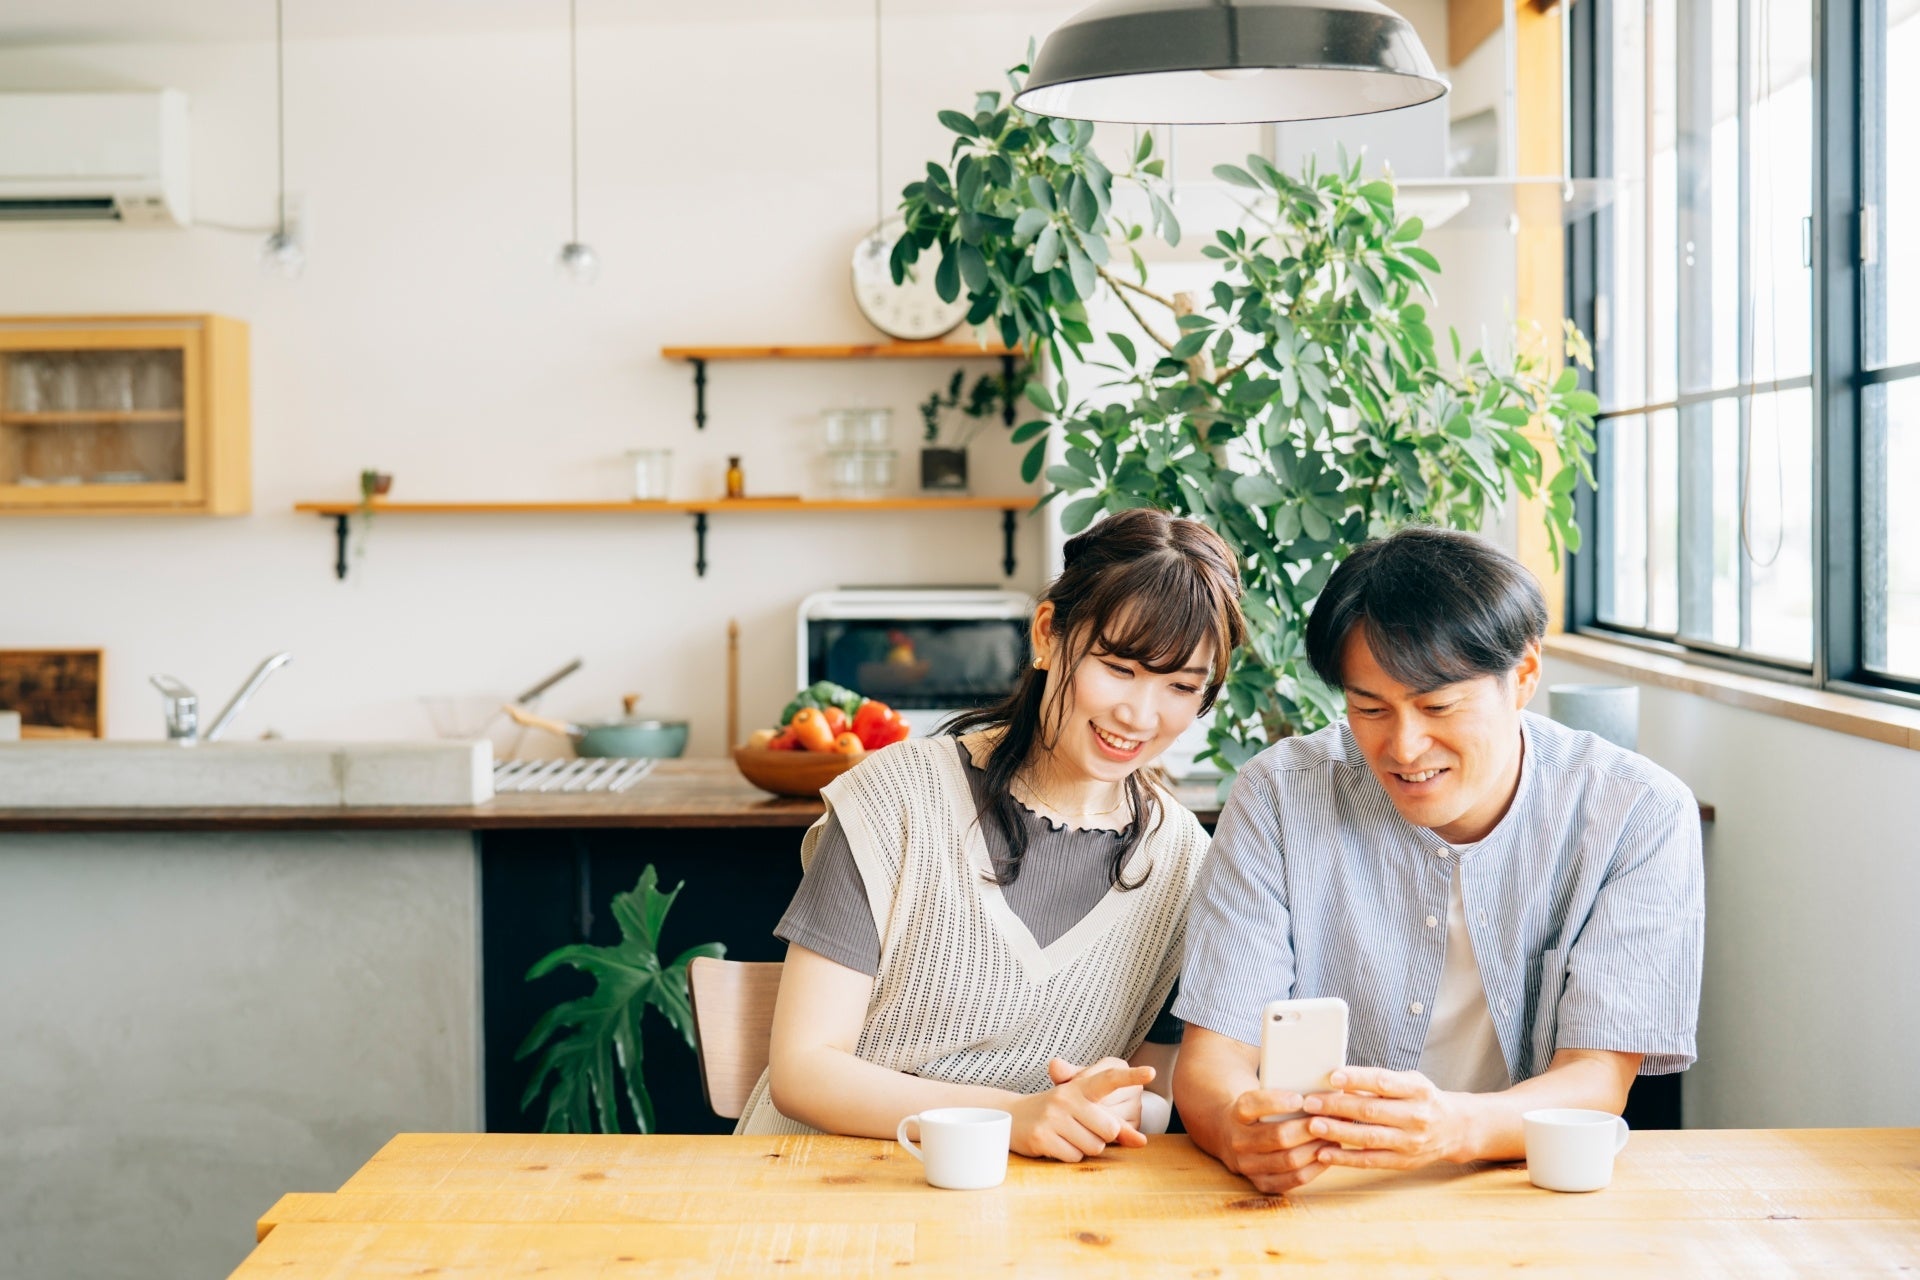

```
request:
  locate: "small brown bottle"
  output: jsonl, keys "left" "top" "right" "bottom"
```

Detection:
{"left": 724, "top": 455, "right": 745, "bottom": 499}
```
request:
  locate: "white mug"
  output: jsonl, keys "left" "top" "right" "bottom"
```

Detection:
{"left": 895, "top": 1107, "right": 1011, "bottom": 1190}
{"left": 1523, "top": 1108, "right": 1630, "bottom": 1192}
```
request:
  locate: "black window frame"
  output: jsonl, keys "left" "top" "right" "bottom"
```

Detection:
{"left": 1565, "top": 0, "right": 1920, "bottom": 708}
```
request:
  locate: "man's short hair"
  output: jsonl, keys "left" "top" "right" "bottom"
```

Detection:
{"left": 1304, "top": 526, "right": 1548, "bottom": 692}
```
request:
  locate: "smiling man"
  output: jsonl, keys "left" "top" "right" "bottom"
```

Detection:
{"left": 1172, "top": 526, "right": 1703, "bottom": 1194}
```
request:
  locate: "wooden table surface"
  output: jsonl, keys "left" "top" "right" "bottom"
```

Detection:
{"left": 231, "top": 1129, "right": 1918, "bottom": 1278}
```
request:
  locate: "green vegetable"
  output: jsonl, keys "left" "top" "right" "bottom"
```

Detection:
{"left": 779, "top": 680, "right": 864, "bottom": 726}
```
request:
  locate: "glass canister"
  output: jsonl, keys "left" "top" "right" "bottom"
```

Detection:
{"left": 626, "top": 448, "right": 673, "bottom": 500}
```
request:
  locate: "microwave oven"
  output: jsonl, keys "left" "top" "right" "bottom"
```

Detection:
{"left": 797, "top": 589, "right": 1032, "bottom": 736}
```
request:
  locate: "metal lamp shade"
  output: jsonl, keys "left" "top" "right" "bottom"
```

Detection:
{"left": 1014, "top": 0, "right": 1447, "bottom": 125}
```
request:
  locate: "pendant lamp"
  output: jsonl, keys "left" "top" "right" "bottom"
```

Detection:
{"left": 1013, "top": 0, "right": 1447, "bottom": 126}
{"left": 260, "top": 0, "right": 304, "bottom": 276}
{"left": 556, "top": 0, "right": 598, "bottom": 282}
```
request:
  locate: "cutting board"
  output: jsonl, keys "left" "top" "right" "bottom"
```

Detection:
{"left": 0, "top": 649, "right": 104, "bottom": 737}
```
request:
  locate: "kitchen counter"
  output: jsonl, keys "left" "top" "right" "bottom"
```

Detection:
{"left": 0, "top": 757, "right": 1228, "bottom": 831}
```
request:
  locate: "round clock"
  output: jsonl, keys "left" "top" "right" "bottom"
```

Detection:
{"left": 850, "top": 217, "right": 969, "bottom": 342}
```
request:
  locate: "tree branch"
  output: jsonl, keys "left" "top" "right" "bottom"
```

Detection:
{"left": 1095, "top": 264, "right": 1179, "bottom": 354}
{"left": 1106, "top": 273, "right": 1178, "bottom": 310}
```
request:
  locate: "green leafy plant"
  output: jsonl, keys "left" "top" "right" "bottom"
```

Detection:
{"left": 516, "top": 866, "right": 724, "bottom": 1134}
{"left": 917, "top": 362, "right": 1031, "bottom": 444}
{"left": 896, "top": 61, "right": 1599, "bottom": 780}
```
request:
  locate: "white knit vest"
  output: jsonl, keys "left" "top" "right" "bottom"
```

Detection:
{"left": 736, "top": 735, "right": 1207, "bottom": 1136}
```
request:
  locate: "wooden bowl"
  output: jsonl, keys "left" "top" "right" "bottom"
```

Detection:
{"left": 732, "top": 744, "right": 864, "bottom": 798}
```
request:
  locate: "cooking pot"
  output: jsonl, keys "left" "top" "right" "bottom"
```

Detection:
{"left": 505, "top": 696, "right": 688, "bottom": 758}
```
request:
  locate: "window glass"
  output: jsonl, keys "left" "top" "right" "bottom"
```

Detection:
{"left": 1647, "top": 408, "right": 1680, "bottom": 633}
{"left": 1746, "top": 0, "right": 1812, "bottom": 384}
{"left": 1598, "top": 414, "right": 1648, "bottom": 629}
{"left": 1864, "top": 380, "right": 1920, "bottom": 678}
{"left": 1601, "top": 0, "right": 1648, "bottom": 411}
{"left": 1744, "top": 388, "right": 1815, "bottom": 661}
{"left": 1866, "top": 0, "right": 1920, "bottom": 367}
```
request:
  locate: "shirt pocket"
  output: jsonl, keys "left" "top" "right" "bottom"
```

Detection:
{"left": 1526, "top": 946, "right": 1569, "bottom": 1078}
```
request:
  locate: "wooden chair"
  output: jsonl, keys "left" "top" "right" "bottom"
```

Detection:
{"left": 687, "top": 957, "right": 784, "bottom": 1120}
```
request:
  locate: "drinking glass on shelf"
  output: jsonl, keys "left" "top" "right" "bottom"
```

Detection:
{"left": 854, "top": 408, "right": 893, "bottom": 446}
{"left": 94, "top": 356, "right": 135, "bottom": 412}
{"left": 47, "top": 356, "right": 82, "bottom": 414}
{"left": 823, "top": 408, "right": 858, "bottom": 449}
{"left": 134, "top": 351, "right": 183, "bottom": 411}
{"left": 6, "top": 355, "right": 43, "bottom": 412}
{"left": 626, "top": 448, "right": 673, "bottom": 500}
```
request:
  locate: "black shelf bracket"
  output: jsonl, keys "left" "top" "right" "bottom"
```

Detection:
{"left": 691, "top": 358, "right": 708, "bottom": 430}
{"left": 1000, "top": 354, "right": 1017, "bottom": 425}
{"left": 692, "top": 511, "right": 709, "bottom": 577}
{"left": 332, "top": 514, "right": 350, "bottom": 580}
{"left": 1001, "top": 508, "right": 1017, "bottom": 577}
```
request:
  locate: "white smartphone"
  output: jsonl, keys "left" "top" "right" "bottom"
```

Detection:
{"left": 1258, "top": 997, "right": 1349, "bottom": 1120}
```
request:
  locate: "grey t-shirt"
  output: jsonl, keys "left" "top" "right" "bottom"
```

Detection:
{"left": 776, "top": 740, "right": 1183, "bottom": 1042}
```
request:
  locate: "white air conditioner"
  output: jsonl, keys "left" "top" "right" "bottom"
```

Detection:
{"left": 0, "top": 91, "right": 190, "bottom": 226}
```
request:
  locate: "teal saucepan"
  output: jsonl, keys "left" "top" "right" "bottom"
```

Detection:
{"left": 505, "top": 697, "right": 688, "bottom": 758}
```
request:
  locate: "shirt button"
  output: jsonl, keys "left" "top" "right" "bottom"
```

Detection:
{"left": 1477, "top": 911, "right": 1488, "bottom": 926}
{"left": 1425, "top": 915, "right": 1438, "bottom": 928}
{"left": 1500, "top": 999, "right": 1512, "bottom": 1015}
{"left": 1410, "top": 1001, "right": 1425, "bottom": 1015}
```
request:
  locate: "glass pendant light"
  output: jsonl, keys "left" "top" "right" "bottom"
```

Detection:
{"left": 260, "top": 0, "right": 304, "bottom": 277}
{"left": 556, "top": 0, "right": 598, "bottom": 282}
{"left": 1013, "top": 0, "right": 1448, "bottom": 126}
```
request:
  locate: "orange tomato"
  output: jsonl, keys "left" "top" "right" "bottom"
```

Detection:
{"left": 787, "top": 707, "right": 835, "bottom": 752}
{"left": 767, "top": 727, "right": 799, "bottom": 751}
{"left": 831, "top": 732, "right": 864, "bottom": 755}
{"left": 822, "top": 705, "right": 849, "bottom": 736}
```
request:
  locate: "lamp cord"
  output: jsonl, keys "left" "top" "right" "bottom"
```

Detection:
{"left": 568, "top": 0, "right": 580, "bottom": 244}
{"left": 275, "top": 0, "right": 286, "bottom": 235}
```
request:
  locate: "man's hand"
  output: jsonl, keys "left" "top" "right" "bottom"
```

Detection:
{"left": 1299, "top": 1066, "right": 1473, "bottom": 1170}
{"left": 1213, "top": 1089, "right": 1336, "bottom": 1194}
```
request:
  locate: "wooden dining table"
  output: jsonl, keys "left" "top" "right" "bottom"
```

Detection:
{"left": 232, "top": 1129, "right": 1920, "bottom": 1277}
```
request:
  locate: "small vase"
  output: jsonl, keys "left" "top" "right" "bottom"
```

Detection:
{"left": 919, "top": 446, "right": 969, "bottom": 493}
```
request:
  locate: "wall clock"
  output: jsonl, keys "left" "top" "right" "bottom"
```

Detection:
{"left": 850, "top": 217, "right": 969, "bottom": 342}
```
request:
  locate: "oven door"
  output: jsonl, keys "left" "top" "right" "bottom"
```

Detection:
{"left": 799, "top": 590, "right": 1031, "bottom": 735}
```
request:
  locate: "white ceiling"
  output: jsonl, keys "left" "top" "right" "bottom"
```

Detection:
{"left": 0, "top": 0, "right": 1060, "bottom": 47}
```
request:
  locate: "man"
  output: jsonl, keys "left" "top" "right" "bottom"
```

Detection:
{"left": 1172, "top": 526, "right": 1702, "bottom": 1193}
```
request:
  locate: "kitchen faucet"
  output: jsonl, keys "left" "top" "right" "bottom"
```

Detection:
{"left": 149, "top": 652, "right": 293, "bottom": 743}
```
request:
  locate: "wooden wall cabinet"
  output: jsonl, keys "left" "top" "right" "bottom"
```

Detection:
{"left": 0, "top": 314, "right": 250, "bottom": 515}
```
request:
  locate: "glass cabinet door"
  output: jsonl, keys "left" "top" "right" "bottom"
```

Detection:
{"left": 0, "top": 332, "right": 200, "bottom": 506}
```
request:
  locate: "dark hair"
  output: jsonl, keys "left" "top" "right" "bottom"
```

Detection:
{"left": 1304, "top": 525, "right": 1547, "bottom": 693}
{"left": 946, "top": 508, "right": 1246, "bottom": 889}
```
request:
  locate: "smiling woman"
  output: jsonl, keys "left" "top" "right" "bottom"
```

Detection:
{"left": 737, "top": 509, "right": 1248, "bottom": 1163}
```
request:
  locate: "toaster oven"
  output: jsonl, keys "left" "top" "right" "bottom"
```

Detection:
{"left": 797, "top": 589, "right": 1033, "bottom": 736}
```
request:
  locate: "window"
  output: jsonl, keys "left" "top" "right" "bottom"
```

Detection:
{"left": 1568, "top": 0, "right": 1920, "bottom": 702}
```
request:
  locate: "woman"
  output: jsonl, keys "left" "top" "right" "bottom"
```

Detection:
{"left": 736, "top": 508, "right": 1245, "bottom": 1161}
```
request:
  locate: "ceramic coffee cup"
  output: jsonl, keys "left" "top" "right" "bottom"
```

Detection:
{"left": 1523, "top": 1108, "right": 1630, "bottom": 1192}
{"left": 895, "top": 1107, "right": 1012, "bottom": 1190}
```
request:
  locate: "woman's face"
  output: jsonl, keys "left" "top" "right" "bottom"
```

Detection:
{"left": 1031, "top": 601, "right": 1215, "bottom": 785}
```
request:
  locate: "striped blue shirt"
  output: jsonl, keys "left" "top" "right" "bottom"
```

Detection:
{"left": 1174, "top": 711, "right": 1703, "bottom": 1080}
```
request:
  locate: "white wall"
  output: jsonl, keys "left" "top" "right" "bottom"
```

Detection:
{"left": 0, "top": 11, "right": 1085, "bottom": 751}
{"left": 1542, "top": 655, "right": 1920, "bottom": 1129}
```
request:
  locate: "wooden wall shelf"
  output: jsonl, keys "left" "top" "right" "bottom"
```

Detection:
{"left": 293, "top": 496, "right": 1035, "bottom": 580}
{"left": 658, "top": 339, "right": 1023, "bottom": 430}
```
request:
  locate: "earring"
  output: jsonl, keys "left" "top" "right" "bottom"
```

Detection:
{"left": 1033, "top": 657, "right": 1046, "bottom": 670}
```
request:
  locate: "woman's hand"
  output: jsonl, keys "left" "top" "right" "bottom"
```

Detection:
{"left": 1008, "top": 1062, "right": 1156, "bottom": 1162}
{"left": 1048, "top": 1056, "right": 1145, "bottom": 1129}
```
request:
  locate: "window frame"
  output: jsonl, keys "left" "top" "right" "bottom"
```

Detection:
{"left": 1565, "top": 0, "right": 1920, "bottom": 709}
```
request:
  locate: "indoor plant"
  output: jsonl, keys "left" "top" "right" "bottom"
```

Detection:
{"left": 916, "top": 363, "right": 1029, "bottom": 492}
{"left": 516, "top": 866, "right": 723, "bottom": 1134}
{"left": 891, "top": 62, "right": 1600, "bottom": 778}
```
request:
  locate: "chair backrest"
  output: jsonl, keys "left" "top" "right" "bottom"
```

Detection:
{"left": 687, "top": 957, "right": 784, "bottom": 1120}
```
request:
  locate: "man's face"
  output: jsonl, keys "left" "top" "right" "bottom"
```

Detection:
{"left": 1338, "top": 629, "right": 1541, "bottom": 844}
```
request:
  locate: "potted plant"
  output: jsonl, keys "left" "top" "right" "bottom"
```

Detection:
{"left": 916, "top": 364, "right": 1028, "bottom": 493}
{"left": 516, "top": 866, "right": 724, "bottom": 1133}
{"left": 354, "top": 468, "right": 392, "bottom": 561}
{"left": 890, "top": 62, "right": 1600, "bottom": 781}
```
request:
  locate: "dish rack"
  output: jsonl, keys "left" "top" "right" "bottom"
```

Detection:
{"left": 492, "top": 758, "right": 656, "bottom": 793}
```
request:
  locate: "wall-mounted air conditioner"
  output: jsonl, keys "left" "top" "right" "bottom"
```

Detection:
{"left": 0, "top": 91, "right": 190, "bottom": 226}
